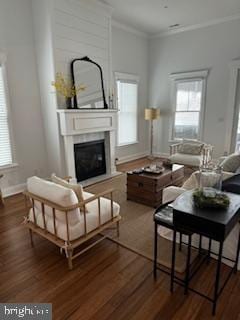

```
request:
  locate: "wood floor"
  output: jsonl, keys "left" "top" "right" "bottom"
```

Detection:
{"left": 1, "top": 188, "right": 240, "bottom": 319}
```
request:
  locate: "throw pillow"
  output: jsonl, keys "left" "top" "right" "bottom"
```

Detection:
{"left": 51, "top": 174, "right": 88, "bottom": 212}
{"left": 220, "top": 153, "right": 240, "bottom": 172}
{"left": 178, "top": 143, "right": 203, "bottom": 155}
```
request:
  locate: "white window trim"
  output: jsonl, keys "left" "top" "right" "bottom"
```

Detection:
{"left": 0, "top": 53, "right": 18, "bottom": 171}
{"left": 169, "top": 69, "right": 209, "bottom": 142}
{"left": 114, "top": 72, "right": 139, "bottom": 147}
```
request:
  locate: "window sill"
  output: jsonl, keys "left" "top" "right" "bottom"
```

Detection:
{"left": 117, "top": 141, "right": 139, "bottom": 147}
{"left": 0, "top": 163, "right": 19, "bottom": 172}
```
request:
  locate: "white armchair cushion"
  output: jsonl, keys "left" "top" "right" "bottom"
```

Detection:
{"left": 169, "top": 153, "right": 203, "bottom": 167}
{"left": 27, "top": 176, "right": 81, "bottom": 225}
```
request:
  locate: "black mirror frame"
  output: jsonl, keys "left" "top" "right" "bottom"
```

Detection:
{"left": 70, "top": 56, "right": 108, "bottom": 109}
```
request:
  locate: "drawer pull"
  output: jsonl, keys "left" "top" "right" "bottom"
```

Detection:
{"left": 138, "top": 182, "right": 144, "bottom": 187}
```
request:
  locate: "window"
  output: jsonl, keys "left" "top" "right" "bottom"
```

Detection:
{"left": 0, "top": 59, "right": 13, "bottom": 167}
{"left": 171, "top": 70, "right": 208, "bottom": 140}
{"left": 115, "top": 73, "right": 139, "bottom": 146}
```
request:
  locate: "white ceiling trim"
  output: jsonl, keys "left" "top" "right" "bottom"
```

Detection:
{"left": 112, "top": 20, "right": 148, "bottom": 38}
{"left": 151, "top": 13, "right": 240, "bottom": 39}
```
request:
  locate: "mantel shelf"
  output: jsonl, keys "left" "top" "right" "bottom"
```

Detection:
{"left": 57, "top": 109, "right": 118, "bottom": 114}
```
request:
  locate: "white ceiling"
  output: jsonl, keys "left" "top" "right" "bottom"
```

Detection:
{"left": 100, "top": 0, "right": 240, "bottom": 35}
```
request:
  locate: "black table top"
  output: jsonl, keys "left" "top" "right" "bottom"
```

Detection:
{"left": 172, "top": 190, "right": 240, "bottom": 241}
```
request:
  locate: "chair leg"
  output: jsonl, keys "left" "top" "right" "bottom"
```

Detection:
{"left": 29, "top": 229, "right": 34, "bottom": 247}
{"left": 67, "top": 248, "right": 73, "bottom": 270}
{"left": 117, "top": 221, "right": 120, "bottom": 237}
{"left": 153, "top": 222, "right": 158, "bottom": 279}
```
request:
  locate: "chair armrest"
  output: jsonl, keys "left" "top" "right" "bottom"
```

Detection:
{"left": 170, "top": 143, "right": 181, "bottom": 155}
{"left": 23, "top": 188, "right": 115, "bottom": 212}
{"left": 162, "top": 186, "right": 186, "bottom": 204}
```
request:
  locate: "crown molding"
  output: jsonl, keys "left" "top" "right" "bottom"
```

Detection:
{"left": 151, "top": 13, "right": 240, "bottom": 39}
{"left": 112, "top": 20, "right": 148, "bottom": 38}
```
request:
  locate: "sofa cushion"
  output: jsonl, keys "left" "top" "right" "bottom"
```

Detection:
{"left": 222, "top": 174, "right": 240, "bottom": 194}
{"left": 178, "top": 143, "right": 203, "bottom": 155}
{"left": 169, "top": 153, "right": 202, "bottom": 167}
{"left": 221, "top": 153, "right": 240, "bottom": 172}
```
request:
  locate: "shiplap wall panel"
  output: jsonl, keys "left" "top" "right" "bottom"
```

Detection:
{"left": 54, "top": 0, "right": 109, "bottom": 27}
{"left": 52, "top": 0, "right": 111, "bottom": 106}
{"left": 55, "top": 9, "right": 109, "bottom": 40}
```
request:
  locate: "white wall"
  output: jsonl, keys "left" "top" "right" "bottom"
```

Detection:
{"left": 32, "top": 0, "right": 113, "bottom": 177}
{"left": 0, "top": 0, "right": 48, "bottom": 195}
{"left": 112, "top": 26, "right": 149, "bottom": 162}
{"left": 149, "top": 19, "right": 240, "bottom": 158}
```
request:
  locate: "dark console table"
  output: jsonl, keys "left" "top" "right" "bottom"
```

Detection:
{"left": 171, "top": 190, "right": 240, "bottom": 315}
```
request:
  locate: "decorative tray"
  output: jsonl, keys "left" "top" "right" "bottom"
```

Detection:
{"left": 193, "top": 188, "right": 230, "bottom": 209}
{"left": 143, "top": 166, "right": 164, "bottom": 174}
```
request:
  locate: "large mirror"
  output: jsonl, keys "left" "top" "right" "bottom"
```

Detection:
{"left": 71, "top": 56, "right": 108, "bottom": 109}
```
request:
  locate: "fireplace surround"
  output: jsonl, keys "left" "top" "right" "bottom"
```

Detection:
{"left": 57, "top": 109, "right": 118, "bottom": 185}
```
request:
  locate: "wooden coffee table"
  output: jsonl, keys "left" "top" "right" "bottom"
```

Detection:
{"left": 127, "top": 164, "right": 184, "bottom": 207}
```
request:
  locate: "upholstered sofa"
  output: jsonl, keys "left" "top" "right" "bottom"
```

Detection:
{"left": 24, "top": 176, "right": 121, "bottom": 269}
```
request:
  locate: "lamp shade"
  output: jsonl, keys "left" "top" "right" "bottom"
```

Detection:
{"left": 144, "top": 108, "right": 160, "bottom": 120}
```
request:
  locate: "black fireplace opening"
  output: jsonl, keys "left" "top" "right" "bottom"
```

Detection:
{"left": 74, "top": 139, "right": 107, "bottom": 182}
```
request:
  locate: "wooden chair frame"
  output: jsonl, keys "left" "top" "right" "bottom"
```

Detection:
{"left": 23, "top": 188, "right": 121, "bottom": 270}
{"left": 170, "top": 142, "right": 213, "bottom": 168}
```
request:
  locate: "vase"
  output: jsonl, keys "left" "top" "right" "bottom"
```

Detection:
{"left": 66, "top": 97, "right": 72, "bottom": 109}
{"left": 198, "top": 165, "right": 223, "bottom": 191}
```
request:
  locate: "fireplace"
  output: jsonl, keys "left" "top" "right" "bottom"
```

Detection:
{"left": 74, "top": 139, "right": 106, "bottom": 182}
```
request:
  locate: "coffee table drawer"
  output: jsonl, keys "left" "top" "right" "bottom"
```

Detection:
{"left": 127, "top": 180, "right": 156, "bottom": 192}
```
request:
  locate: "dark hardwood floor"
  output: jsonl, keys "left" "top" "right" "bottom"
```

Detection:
{"left": 1, "top": 193, "right": 240, "bottom": 319}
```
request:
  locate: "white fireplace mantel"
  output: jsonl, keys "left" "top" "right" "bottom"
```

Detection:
{"left": 57, "top": 109, "right": 118, "bottom": 184}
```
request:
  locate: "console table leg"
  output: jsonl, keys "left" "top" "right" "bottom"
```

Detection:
{"left": 171, "top": 230, "right": 177, "bottom": 293}
{"left": 212, "top": 241, "right": 223, "bottom": 316}
{"left": 207, "top": 238, "right": 212, "bottom": 265}
{"left": 153, "top": 222, "right": 158, "bottom": 278}
{"left": 184, "top": 234, "right": 192, "bottom": 295}
{"left": 234, "top": 228, "right": 240, "bottom": 274}
{"left": 179, "top": 232, "right": 182, "bottom": 252}
{"left": 199, "top": 235, "right": 202, "bottom": 254}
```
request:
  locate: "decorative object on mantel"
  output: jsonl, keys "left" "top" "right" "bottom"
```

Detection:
{"left": 52, "top": 72, "right": 86, "bottom": 109}
{"left": 0, "top": 174, "right": 4, "bottom": 206}
{"left": 71, "top": 56, "right": 109, "bottom": 109}
{"left": 144, "top": 107, "right": 160, "bottom": 160}
{"left": 193, "top": 188, "right": 230, "bottom": 209}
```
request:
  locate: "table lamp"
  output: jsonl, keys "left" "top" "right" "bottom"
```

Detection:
{"left": 145, "top": 108, "right": 160, "bottom": 159}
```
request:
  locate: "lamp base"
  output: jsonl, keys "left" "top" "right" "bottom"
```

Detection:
{"left": 147, "top": 154, "right": 155, "bottom": 161}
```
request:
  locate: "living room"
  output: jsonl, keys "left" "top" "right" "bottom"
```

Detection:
{"left": 1, "top": 0, "right": 240, "bottom": 319}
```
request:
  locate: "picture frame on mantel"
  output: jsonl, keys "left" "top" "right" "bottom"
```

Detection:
{"left": 70, "top": 56, "right": 109, "bottom": 110}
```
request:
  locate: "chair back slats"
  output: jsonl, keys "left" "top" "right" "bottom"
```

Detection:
{"left": 98, "top": 198, "right": 101, "bottom": 227}
{"left": 41, "top": 203, "right": 47, "bottom": 231}
{"left": 83, "top": 205, "right": 87, "bottom": 235}
{"left": 110, "top": 192, "right": 114, "bottom": 220}
{"left": 52, "top": 208, "right": 57, "bottom": 237}
{"left": 32, "top": 199, "right": 37, "bottom": 225}
{"left": 65, "top": 211, "right": 70, "bottom": 242}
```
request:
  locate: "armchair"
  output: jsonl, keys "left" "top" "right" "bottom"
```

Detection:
{"left": 23, "top": 176, "right": 121, "bottom": 270}
{"left": 169, "top": 140, "right": 213, "bottom": 168}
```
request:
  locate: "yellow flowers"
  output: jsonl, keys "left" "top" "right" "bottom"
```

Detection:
{"left": 52, "top": 73, "right": 86, "bottom": 98}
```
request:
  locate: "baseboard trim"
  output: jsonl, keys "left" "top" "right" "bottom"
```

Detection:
{"left": 153, "top": 152, "right": 170, "bottom": 158}
{"left": 116, "top": 152, "right": 149, "bottom": 164}
{"left": 2, "top": 183, "right": 26, "bottom": 198}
